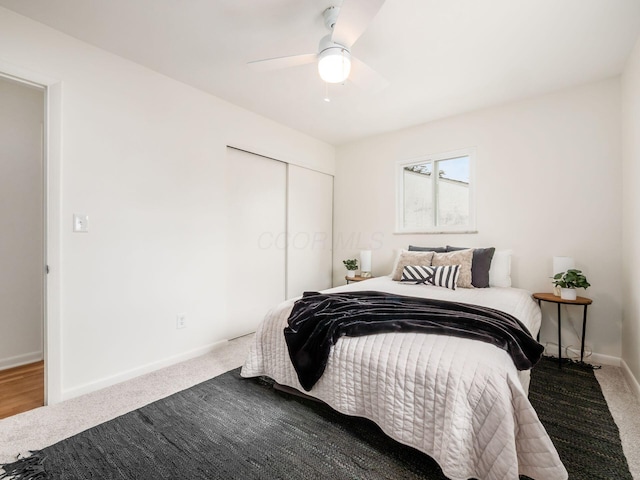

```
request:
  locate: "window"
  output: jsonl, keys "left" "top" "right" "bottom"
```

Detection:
{"left": 396, "top": 148, "right": 476, "bottom": 233}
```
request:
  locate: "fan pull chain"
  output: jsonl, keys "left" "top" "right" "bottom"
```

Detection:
{"left": 324, "top": 82, "right": 331, "bottom": 102}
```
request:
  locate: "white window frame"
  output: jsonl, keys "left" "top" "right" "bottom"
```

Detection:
{"left": 395, "top": 147, "right": 477, "bottom": 234}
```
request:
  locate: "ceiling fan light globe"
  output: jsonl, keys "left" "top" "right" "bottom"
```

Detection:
{"left": 318, "top": 47, "right": 351, "bottom": 83}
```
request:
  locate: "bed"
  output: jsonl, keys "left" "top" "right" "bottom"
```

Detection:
{"left": 241, "top": 265, "right": 568, "bottom": 479}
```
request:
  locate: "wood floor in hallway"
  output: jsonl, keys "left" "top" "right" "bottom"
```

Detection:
{"left": 0, "top": 361, "right": 44, "bottom": 419}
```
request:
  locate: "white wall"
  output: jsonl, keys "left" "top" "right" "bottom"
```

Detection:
{"left": 0, "top": 7, "right": 334, "bottom": 400}
{"left": 334, "top": 78, "right": 622, "bottom": 361}
{"left": 622, "top": 34, "right": 640, "bottom": 393}
{"left": 0, "top": 76, "right": 44, "bottom": 370}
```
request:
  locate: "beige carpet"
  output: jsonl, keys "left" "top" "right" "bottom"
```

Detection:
{"left": 595, "top": 365, "right": 640, "bottom": 479}
{"left": 1, "top": 334, "right": 639, "bottom": 479}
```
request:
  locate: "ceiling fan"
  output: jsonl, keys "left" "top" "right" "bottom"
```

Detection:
{"left": 248, "top": 0, "right": 388, "bottom": 92}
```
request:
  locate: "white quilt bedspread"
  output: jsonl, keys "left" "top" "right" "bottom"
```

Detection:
{"left": 241, "top": 277, "right": 568, "bottom": 480}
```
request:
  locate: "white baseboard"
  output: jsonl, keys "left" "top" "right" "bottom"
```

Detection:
{"left": 61, "top": 340, "right": 228, "bottom": 401}
{"left": 621, "top": 359, "right": 640, "bottom": 400}
{"left": 0, "top": 351, "right": 43, "bottom": 371}
{"left": 585, "top": 351, "right": 621, "bottom": 367}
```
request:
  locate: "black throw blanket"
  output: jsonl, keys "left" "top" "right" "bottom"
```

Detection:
{"left": 284, "top": 291, "right": 544, "bottom": 391}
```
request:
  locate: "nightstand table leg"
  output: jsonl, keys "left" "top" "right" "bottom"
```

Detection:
{"left": 557, "top": 303, "right": 562, "bottom": 368}
{"left": 580, "top": 305, "right": 588, "bottom": 363}
{"left": 536, "top": 299, "right": 541, "bottom": 341}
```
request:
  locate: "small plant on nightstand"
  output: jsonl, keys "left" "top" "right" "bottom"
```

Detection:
{"left": 552, "top": 269, "right": 590, "bottom": 301}
{"left": 343, "top": 258, "right": 358, "bottom": 278}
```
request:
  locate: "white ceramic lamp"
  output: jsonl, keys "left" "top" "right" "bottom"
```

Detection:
{"left": 360, "top": 250, "right": 372, "bottom": 278}
{"left": 553, "top": 256, "right": 575, "bottom": 275}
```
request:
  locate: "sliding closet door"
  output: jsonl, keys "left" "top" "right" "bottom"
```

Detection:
{"left": 225, "top": 148, "right": 286, "bottom": 338}
{"left": 287, "top": 165, "right": 333, "bottom": 298}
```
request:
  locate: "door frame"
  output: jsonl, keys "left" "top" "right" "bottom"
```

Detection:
{"left": 0, "top": 61, "right": 63, "bottom": 404}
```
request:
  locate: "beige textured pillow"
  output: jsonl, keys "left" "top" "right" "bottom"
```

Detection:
{"left": 432, "top": 249, "right": 474, "bottom": 288}
{"left": 392, "top": 250, "right": 435, "bottom": 281}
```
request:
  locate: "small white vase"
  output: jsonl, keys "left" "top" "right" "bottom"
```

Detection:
{"left": 560, "top": 288, "right": 577, "bottom": 301}
{"left": 346, "top": 270, "right": 356, "bottom": 278}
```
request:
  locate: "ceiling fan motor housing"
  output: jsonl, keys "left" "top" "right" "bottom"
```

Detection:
{"left": 318, "top": 34, "right": 348, "bottom": 53}
{"left": 323, "top": 6, "right": 340, "bottom": 30}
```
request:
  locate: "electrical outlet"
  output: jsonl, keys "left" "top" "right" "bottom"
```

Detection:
{"left": 176, "top": 314, "right": 186, "bottom": 329}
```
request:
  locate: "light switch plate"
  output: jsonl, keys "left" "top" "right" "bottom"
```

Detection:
{"left": 73, "top": 214, "right": 89, "bottom": 232}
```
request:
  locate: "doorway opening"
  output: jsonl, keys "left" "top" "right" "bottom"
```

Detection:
{"left": 0, "top": 73, "right": 46, "bottom": 418}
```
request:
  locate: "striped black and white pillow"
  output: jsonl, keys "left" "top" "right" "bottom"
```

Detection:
{"left": 401, "top": 265, "right": 460, "bottom": 290}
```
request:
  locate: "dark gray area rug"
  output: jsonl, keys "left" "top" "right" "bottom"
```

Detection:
{"left": 0, "top": 357, "right": 631, "bottom": 480}
{"left": 526, "top": 358, "right": 632, "bottom": 480}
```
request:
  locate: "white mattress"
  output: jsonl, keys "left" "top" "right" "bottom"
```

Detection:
{"left": 241, "top": 276, "right": 567, "bottom": 480}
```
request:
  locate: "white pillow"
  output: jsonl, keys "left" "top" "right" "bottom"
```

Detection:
{"left": 389, "top": 248, "right": 403, "bottom": 276}
{"left": 489, "top": 250, "right": 512, "bottom": 287}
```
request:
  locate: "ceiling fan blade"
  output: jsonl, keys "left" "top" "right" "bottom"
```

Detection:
{"left": 331, "top": 0, "right": 386, "bottom": 48}
{"left": 247, "top": 53, "right": 317, "bottom": 72}
{"left": 349, "top": 57, "right": 389, "bottom": 92}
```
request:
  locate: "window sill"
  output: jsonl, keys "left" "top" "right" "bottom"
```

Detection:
{"left": 393, "top": 230, "right": 479, "bottom": 235}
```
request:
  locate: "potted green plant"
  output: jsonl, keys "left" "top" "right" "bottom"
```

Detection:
{"left": 552, "top": 269, "right": 590, "bottom": 300}
{"left": 343, "top": 258, "right": 358, "bottom": 278}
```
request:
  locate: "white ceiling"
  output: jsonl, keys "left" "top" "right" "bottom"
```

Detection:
{"left": 1, "top": 0, "right": 639, "bottom": 145}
